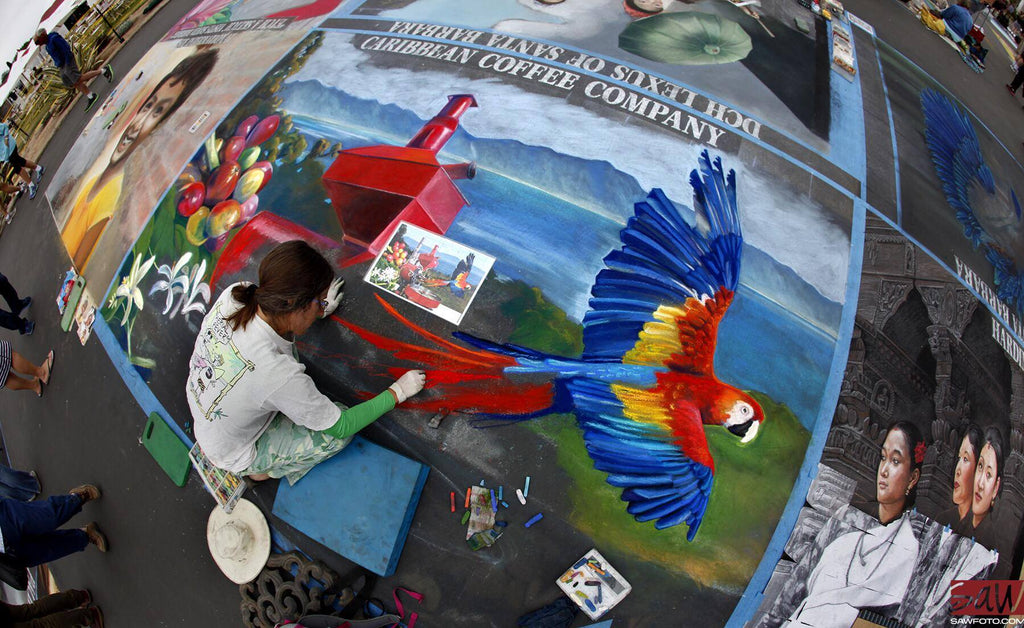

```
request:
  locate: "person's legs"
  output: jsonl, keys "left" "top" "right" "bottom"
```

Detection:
{"left": 0, "top": 272, "right": 24, "bottom": 312}
{"left": 75, "top": 69, "right": 103, "bottom": 88}
{"left": 11, "top": 351, "right": 45, "bottom": 381}
{"left": 243, "top": 409, "right": 353, "bottom": 485}
{"left": 5, "top": 350, "right": 42, "bottom": 396}
{"left": 9, "top": 606, "right": 98, "bottom": 628}
{"left": 12, "top": 529, "right": 90, "bottom": 567}
{"left": 4, "top": 372, "right": 41, "bottom": 396}
{"left": 0, "top": 465, "right": 41, "bottom": 502}
{"left": 1009, "top": 64, "right": 1024, "bottom": 92}
{"left": 3, "top": 589, "right": 89, "bottom": 621}
{"left": 0, "top": 313, "right": 33, "bottom": 335}
{"left": 7, "top": 149, "right": 30, "bottom": 186}
{"left": 0, "top": 494, "right": 84, "bottom": 547}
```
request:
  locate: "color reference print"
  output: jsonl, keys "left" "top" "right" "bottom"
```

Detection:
{"left": 365, "top": 222, "right": 494, "bottom": 325}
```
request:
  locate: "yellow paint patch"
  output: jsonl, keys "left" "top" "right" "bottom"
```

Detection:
{"left": 623, "top": 304, "right": 685, "bottom": 366}
{"left": 611, "top": 382, "right": 672, "bottom": 430}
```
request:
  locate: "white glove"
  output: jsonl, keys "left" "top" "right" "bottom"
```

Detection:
{"left": 320, "top": 277, "right": 345, "bottom": 318}
{"left": 388, "top": 370, "right": 426, "bottom": 404}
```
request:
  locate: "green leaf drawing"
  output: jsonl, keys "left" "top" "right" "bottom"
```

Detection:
{"left": 619, "top": 12, "right": 752, "bottom": 65}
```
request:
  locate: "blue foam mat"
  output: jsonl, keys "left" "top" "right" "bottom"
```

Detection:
{"left": 272, "top": 435, "right": 429, "bottom": 576}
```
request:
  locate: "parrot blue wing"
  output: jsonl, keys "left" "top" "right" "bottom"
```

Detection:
{"left": 921, "top": 89, "right": 995, "bottom": 248}
{"left": 581, "top": 150, "right": 743, "bottom": 362}
{"left": 566, "top": 377, "right": 713, "bottom": 540}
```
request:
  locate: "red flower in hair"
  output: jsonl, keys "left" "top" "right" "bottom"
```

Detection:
{"left": 914, "top": 441, "right": 926, "bottom": 464}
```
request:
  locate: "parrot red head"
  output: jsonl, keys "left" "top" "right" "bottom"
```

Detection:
{"left": 709, "top": 387, "right": 764, "bottom": 444}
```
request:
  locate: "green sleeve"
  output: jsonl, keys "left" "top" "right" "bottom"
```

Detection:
{"left": 321, "top": 391, "right": 396, "bottom": 439}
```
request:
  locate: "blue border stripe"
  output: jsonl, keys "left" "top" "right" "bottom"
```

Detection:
{"left": 727, "top": 198, "right": 865, "bottom": 627}
{"left": 827, "top": 17, "right": 868, "bottom": 195}
{"left": 93, "top": 315, "right": 193, "bottom": 446}
{"left": 872, "top": 36, "right": 902, "bottom": 224}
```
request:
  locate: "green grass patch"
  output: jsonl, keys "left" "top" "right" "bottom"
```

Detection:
{"left": 532, "top": 391, "right": 808, "bottom": 589}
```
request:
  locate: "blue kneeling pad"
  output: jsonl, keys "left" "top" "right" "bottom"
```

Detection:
{"left": 272, "top": 436, "right": 429, "bottom": 576}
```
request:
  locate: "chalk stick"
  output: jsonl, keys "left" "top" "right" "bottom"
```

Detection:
{"left": 461, "top": 510, "right": 471, "bottom": 525}
{"left": 490, "top": 489, "right": 497, "bottom": 512}
{"left": 450, "top": 491, "right": 455, "bottom": 512}
{"left": 524, "top": 512, "right": 543, "bottom": 527}
{"left": 516, "top": 488, "right": 526, "bottom": 505}
{"left": 524, "top": 476, "right": 531, "bottom": 497}
{"left": 498, "top": 485, "right": 503, "bottom": 501}
{"left": 480, "top": 480, "right": 485, "bottom": 486}
{"left": 501, "top": 500, "right": 510, "bottom": 508}
{"left": 465, "top": 487, "right": 471, "bottom": 508}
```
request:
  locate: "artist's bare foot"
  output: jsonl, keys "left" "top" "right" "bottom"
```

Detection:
{"left": 32, "top": 378, "right": 42, "bottom": 397}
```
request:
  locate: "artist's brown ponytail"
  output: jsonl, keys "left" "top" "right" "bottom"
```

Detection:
{"left": 224, "top": 241, "right": 333, "bottom": 331}
{"left": 226, "top": 283, "right": 260, "bottom": 330}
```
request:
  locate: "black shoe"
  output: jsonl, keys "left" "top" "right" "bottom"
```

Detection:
{"left": 17, "top": 297, "right": 31, "bottom": 316}
{"left": 84, "top": 94, "right": 98, "bottom": 111}
{"left": 21, "top": 320, "right": 34, "bottom": 336}
{"left": 102, "top": 64, "right": 113, "bottom": 82}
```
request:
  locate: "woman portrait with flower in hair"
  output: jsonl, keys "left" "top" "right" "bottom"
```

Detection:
{"left": 783, "top": 420, "right": 926, "bottom": 628}
{"left": 848, "top": 420, "right": 925, "bottom": 524}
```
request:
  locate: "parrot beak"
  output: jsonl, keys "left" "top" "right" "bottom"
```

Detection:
{"left": 741, "top": 420, "right": 759, "bottom": 443}
{"left": 727, "top": 419, "right": 759, "bottom": 443}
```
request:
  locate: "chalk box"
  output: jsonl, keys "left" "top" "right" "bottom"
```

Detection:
{"left": 188, "top": 443, "right": 245, "bottom": 513}
{"left": 556, "top": 548, "right": 632, "bottom": 620}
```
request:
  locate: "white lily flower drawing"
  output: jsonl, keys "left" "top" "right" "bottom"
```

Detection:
{"left": 108, "top": 252, "right": 157, "bottom": 369}
{"left": 149, "top": 253, "right": 210, "bottom": 318}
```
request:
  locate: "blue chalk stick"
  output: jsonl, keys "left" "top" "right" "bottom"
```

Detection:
{"left": 480, "top": 480, "right": 485, "bottom": 486}
{"left": 525, "top": 512, "right": 543, "bottom": 527}
{"left": 501, "top": 500, "right": 510, "bottom": 508}
{"left": 524, "top": 476, "right": 531, "bottom": 497}
{"left": 498, "top": 486, "right": 503, "bottom": 501}
{"left": 490, "top": 489, "right": 497, "bottom": 512}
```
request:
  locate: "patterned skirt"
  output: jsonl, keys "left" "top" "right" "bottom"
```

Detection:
{"left": 0, "top": 339, "right": 10, "bottom": 387}
{"left": 242, "top": 407, "right": 352, "bottom": 486}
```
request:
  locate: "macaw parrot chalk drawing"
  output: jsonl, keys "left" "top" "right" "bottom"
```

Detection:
{"left": 341, "top": 150, "right": 764, "bottom": 540}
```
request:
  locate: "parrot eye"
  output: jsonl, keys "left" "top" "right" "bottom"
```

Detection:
{"left": 740, "top": 403, "right": 752, "bottom": 417}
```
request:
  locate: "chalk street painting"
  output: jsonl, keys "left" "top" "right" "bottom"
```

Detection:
{"left": 750, "top": 215, "right": 1024, "bottom": 627}
{"left": 875, "top": 39, "right": 1024, "bottom": 328}
{"left": 44, "top": 0, "right": 344, "bottom": 295}
{"left": 93, "top": 9, "right": 852, "bottom": 622}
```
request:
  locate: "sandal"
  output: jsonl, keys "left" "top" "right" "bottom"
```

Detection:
{"left": 41, "top": 350, "right": 54, "bottom": 385}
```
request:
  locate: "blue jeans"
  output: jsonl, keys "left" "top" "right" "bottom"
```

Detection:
{"left": 0, "top": 495, "right": 88, "bottom": 567}
{"left": 0, "top": 272, "right": 28, "bottom": 334}
{"left": 0, "top": 466, "right": 40, "bottom": 502}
